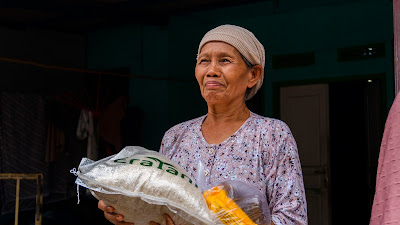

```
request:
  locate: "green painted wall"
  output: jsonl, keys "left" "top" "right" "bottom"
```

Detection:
{"left": 87, "top": 25, "right": 169, "bottom": 150}
{"left": 87, "top": 0, "right": 394, "bottom": 150}
{"left": 168, "top": 0, "right": 394, "bottom": 117}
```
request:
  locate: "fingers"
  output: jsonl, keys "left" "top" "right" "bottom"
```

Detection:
{"left": 98, "top": 200, "right": 115, "bottom": 213}
{"left": 165, "top": 214, "right": 175, "bottom": 225}
{"left": 98, "top": 200, "right": 124, "bottom": 221}
{"left": 104, "top": 211, "right": 124, "bottom": 221}
{"left": 104, "top": 211, "right": 131, "bottom": 224}
{"left": 149, "top": 214, "right": 174, "bottom": 225}
{"left": 98, "top": 200, "right": 133, "bottom": 225}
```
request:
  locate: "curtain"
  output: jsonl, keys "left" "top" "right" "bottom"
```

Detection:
{"left": 394, "top": 0, "right": 400, "bottom": 95}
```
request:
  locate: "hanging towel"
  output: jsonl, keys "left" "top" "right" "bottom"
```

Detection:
{"left": 370, "top": 93, "right": 400, "bottom": 225}
{"left": 76, "top": 109, "right": 98, "bottom": 160}
{"left": 76, "top": 110, "right": 89, "bottom": 140}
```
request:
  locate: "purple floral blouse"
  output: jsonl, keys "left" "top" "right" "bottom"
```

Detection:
{"left": 160, "top": 112, "right": 307, "bottom": 225}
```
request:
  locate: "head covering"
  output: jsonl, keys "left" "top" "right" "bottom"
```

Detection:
{"left": 197, "top": 24, "right": 265, "bottom": 100}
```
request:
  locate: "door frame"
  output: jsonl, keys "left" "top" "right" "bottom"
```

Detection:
{"left": 271, "top": 73, "right": 387, "bottom": 223}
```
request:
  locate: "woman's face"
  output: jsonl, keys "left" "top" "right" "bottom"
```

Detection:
{"left": 195, "top": 41, "right": 257, "bottom": 106}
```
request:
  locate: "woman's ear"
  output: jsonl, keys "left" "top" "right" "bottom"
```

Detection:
{"left": 247, "top": 65, "right": 263, "bottom": 88}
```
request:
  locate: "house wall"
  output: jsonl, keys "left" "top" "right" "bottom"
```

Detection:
{"left": 168, "top": 0, "right": 394, "bottom": 118}
{"left": 0, "top": 26, "right": 87, "bottom": 214}
{"left": 86, "top": 0, "right": 394, "bottom": 150}
{"left": 87, "top": 25, "right": 169, "bottom": 150}
{"left": 0, "top": 27, "right": 86, "bottom": 93}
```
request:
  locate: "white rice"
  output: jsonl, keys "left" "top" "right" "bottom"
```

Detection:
{"left": 74, "top": 146, "right": 218, "bottom": 225}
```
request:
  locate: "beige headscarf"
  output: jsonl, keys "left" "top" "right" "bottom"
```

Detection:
{"left": 197, "top": 24, "right": 265, "bottom": 100}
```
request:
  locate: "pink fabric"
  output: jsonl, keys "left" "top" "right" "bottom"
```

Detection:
{"left": 160, "top": 112, "right": 307, "bottom": 225}
{"left": 370, "top": 93, "right": 400, "bottom": 225}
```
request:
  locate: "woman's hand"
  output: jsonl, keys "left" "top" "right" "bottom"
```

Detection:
{"left": 98, "top": 200, "right": 175, "bottom": 225}
{"left": 98, "top": 200, "right": 133, "bottom": 225}
{"left": 150, "top": 214, "right": 175, "bottom": 225}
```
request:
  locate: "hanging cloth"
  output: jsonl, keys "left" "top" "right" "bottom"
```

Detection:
{"left": 76, "top": 109, "right": 98, "bottom": 160}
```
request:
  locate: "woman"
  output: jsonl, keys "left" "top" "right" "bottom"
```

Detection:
{"left": 99, "top": 24, "right": 308, "bottom": 225}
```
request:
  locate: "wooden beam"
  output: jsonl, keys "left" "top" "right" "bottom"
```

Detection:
{"left": 0, "top": 173, "right": 42, "bottom": 180}
{"left": 14, "top": 179, "right": 20, "bottom": 225}
{"left": 35, "top": 174, "right": 43, "bottom": 225}
{"left": 394, "top": 0, "right": 400, "bottom": 95}
{"left": 0, "top": 173, "right": 43, "bottom": 225}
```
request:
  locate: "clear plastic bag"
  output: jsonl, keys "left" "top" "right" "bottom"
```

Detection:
{"left": 73, "top": 146, "right": 271, "bottom": 225}
{"left": 197, "top": 161, "right": 271, "bottom": 225}
{"left": 73, "top": 146, "right": 218, "bottom": 225}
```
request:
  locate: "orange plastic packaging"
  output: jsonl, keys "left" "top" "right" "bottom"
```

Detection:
{"left": 203, "top": 186, "right": 257, "bottom": 225}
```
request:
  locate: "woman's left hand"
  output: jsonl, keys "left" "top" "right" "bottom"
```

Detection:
{"left": 149, "top": 214, "right": 175, "bottom": 225}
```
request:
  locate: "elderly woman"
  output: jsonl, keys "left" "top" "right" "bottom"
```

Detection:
{"left": 99, "top": 25, "right": 308, "bottom": 225}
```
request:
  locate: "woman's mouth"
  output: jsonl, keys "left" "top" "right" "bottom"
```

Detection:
{"left": 205, "top": 81, "right": 222, "bottom": 88}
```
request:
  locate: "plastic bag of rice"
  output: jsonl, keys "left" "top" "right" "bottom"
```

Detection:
{"left": 73, "top": 146, "right": 219, "bottom": 225}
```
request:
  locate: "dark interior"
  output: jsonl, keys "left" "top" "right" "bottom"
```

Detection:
{"left": 329, "top": 78, "right": 384, "bottom": 225}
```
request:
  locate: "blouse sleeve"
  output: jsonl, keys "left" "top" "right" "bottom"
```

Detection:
{"left": 266, "top": 121, "right": 308, "bottom": 225}
{"left": 159, "top": 129, "right": 172, "bottom": 156}
{"left": 159, "top": 124, "right": 180, "bottom": 157}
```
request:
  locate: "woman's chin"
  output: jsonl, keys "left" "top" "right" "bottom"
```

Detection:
{"left": 203, "top": 92, "right": 223, "bottom": 104}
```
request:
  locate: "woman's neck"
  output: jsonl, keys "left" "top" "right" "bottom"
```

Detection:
{"left": 201, "top": 102, "right": 250, "bottom": 144}
{"left": 206, "top": 101, "right": 250, "bottom": 124}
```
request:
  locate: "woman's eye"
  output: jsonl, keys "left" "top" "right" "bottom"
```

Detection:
{"left": 221, "top": 58, "right": 231, "bottom": 63}
{"left": 199, "top": 59, "right": 209, "bottom": 63}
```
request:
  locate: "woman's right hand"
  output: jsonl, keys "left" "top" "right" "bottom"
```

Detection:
{"left": 98, "top": 200, "right": 134, "bottom": 225}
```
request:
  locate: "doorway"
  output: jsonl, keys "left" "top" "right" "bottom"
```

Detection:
{"left": 278, "top": 78, "right": 384, "bottom": 225}
{"left": 329, "top": 79, "right": 383, "bottom": 225}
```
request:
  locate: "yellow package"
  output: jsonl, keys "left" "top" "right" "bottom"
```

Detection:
{"left": 203, "top": 186, "right": 257, "bottom": 225}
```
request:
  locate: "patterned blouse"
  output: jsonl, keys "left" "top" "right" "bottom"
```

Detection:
{"left": 160, "top": 112, "right": 307, "bottom": 225}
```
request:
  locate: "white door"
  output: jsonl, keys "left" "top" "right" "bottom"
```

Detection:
{"left": 280, "top": 84, "right": 331, "bottom": 225}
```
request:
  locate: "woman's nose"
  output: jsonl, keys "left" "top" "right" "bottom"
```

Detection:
{"left": 206, "top": 62, "right": 221, "bottom": 77}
